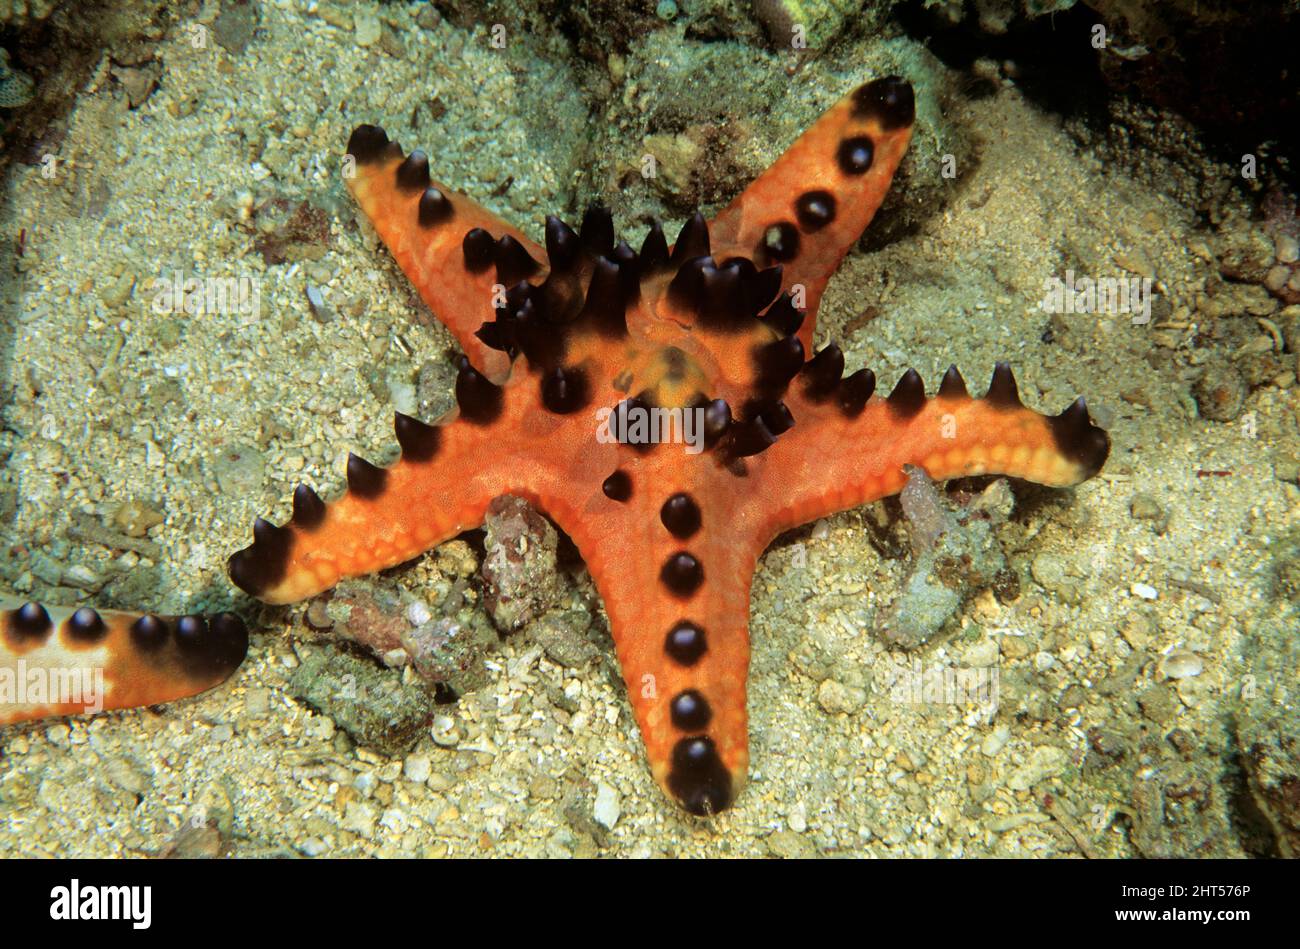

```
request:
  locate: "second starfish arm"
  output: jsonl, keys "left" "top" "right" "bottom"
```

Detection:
{"left": 227, "top": 366, "right": 619, "bottom": 606}
{"left": 345, "top": 125, "right": 547, "bottom": 384}
{"left": 707, "top": 76, "right": 916, "bottom": 354}
{"left": 745, "top": 364, "right": 1111, "bottom": 543}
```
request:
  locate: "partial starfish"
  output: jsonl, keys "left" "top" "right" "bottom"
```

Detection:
{"left": 0, "top": 602, "right": 247, "bottom": 725}
{"left": 223, "top": 75, "right": 1109, "bottom": 815}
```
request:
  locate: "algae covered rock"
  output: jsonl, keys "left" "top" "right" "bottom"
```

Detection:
{"left": 880, "top": 466, "right": 1009, "bottom": 648}
{"left": 288, "top": 648, "right": 438, "bottom": 757}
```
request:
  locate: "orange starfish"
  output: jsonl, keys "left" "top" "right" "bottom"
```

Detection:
{"left": 224, "top": 75, "right": 1109, "bottom": 814}
{"left": 2, "top": 77, "right": 1110, "bottom": 816}
{"left": 0, "top": 602, "right": 246, "bottom": 724}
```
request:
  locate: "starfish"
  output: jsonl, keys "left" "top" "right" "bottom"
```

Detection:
{"left": 225, "top": 74, "right": 1109, "bottom": 815}
{"left": 0, "top": 602, "right": 246, "bottom": 725}
{"left": 2, "top": 76, "right": 1110, "bottom": 817}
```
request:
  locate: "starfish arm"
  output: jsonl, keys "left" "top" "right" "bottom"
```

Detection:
{"left": 747, "top": 363, "right": 1111, "bottom": 540}
{"left": 547, "top": 450, "right": 758, "bottom": 817}
{"left": 0, "top": 602, "right": 247, "bottom": 725}
{"left": 707, "top": 76, "right": 916, "bottom": 352}
{"left": 228, "top": 362, "right": 624, "bottom": 606}
{"left": 345, "top": 126, "right": 548, "bottom": 383}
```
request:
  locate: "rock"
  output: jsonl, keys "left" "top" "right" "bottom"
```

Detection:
{"left": 299, "top": 837, "right": 328, "bottom": 857}
{"left": 103, "top": 755, "right": 151, "bottom": 795}
{"left": 304, "top": 283, "right": 333, "bottom": 323}
{"left": 593, "top": 783, "right": 621, "bottom": 830}
{"left": 1006, "top": 745, "right": 1068, "bottom": 791}
{"left": 881, "top": 466, "right": 1007, "bottom": 648}
{"left": 1120, "top": 612, "right": 1154, "bottom": 649}
{"left": 112, "top": 499, "right": 164, "bottom": 537}
{"left": 1192, "top": 361, "right": 1247, "bottom": 422}
{"left": 1157, "top": 651, "right": 1204, "bottom": 680}
{"left": 112, "top": 65, "right": 157, "bottom": 109}
{"left": 817, "top": 678, "right": 866, "bottom": 715}
{"left": 1214, "top": 217, "right": 1274, "bottom": 284}
{"left": 963, "top": 638, "right": 1000, "bottom": 667}
{"left": 212, "top": 0, "right": 260, "bottom": 55}
{"left": 287, "top": 649, "right": 437, "bottom": 757}
{"left": 1137, "top": 685, "right": 1177, "bottom": 725}
{"left": 530, "top": 609, "right": 599, "bottom": 668}
{"left": 354, "top": 10, "right": 381, "bottom": 47}
{"left": 403, "top": 754, "right": 432, "bottom": 785}
{"left": 767, "top": 830, "right": 817, "bottom": 858}
{"left": 1128, "top": 493, "right": 1168, "bottom": 533}
{"left": 244, "top": 687, "right": 270, "bottom": 715}
{"left": 342, "top": 801, "right": 377, "bottom": 836}
{"left": 981, "top": 725, "right": 1011, "bottom": 756}
{"left": 481, "top": 496, "right": 565, "bottom": 632}
{"left": 1130, "top": 582, "right": 1159, "bottom": 601}
{"left": 416, "top": 5, "right": 441, "bottom": 30}
{"left": 160, "top": 821, "right": 222, "bottom": 859}
{"left": 1058, "top": 684, "right": 1088, "bottom": 709}
{"left": 303, "top": 714, "right": 335, "bottom": 742}
{"left": 62, "top": 564, "right": 102, "bottom": 591}
{"left": 1030, "top": 551, "right": 1081, "bottom": 604}
{"left": 31, "top": 551, "right": 63, "bottom": 586}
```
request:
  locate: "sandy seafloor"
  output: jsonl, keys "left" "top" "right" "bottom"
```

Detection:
{"left": 0, "top": 0, "right": 1297, "bottom": 858}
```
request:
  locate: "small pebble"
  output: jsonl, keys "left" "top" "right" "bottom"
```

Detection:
{"left": 63, "top": 564, "right": 102, "bottom": 591}
{"left": 1130, "top": 582, "right": 1159, "bottom": 601}
{"left": 305, "top": 283, "right": 333, "bottom": 323}
{"left": 1128, "top": 493, "right": 1166, "bottom": 529}
{"left": 244, "top": 688, "right": 270, "bottom": 715}
{"left": 1006, "top": 745, "right": 1068, "bottom": 791}
{"left": 403, "top": 754, "right": 432, "bottom": 784}
{"left": 817, "top": 678, "right": 866, "bottom": 714}
{"left": 980, "top": 725, "right": 1011, "bottom": 756}
{"left": 964, "top": 638, "right": 999, "bottom": 667}
{"left": 1158, "top": 651, "right": 1204, "bottom": 680}
{"left": 299, "top": 837, "right": 328, "bottom": 857}
{"left": 1120, "top": 612, "right": 1153, "bottom": 648}
{"left": 405, "top": 599, "right": 432, "bottom": 627}
{"left": 431, "top": 715, "right": 460, "bottom": 747}
{"left": 1276, "top": 234, "right": 1299, "bottom": 265}
{"left": 354, "top": 11, "right": 381, "bottom": 47}
{"left": 342, "top": 801, "right": 376, "bottom": 836}
{"left": 1192, "top": 362, "right": 1247, "bottom": 422}
{"left": 113, "top": 499, "right": 165, "bottom": 537}
{"left": 593, "top": 783, "right": 621, "bottom": 830}
{"left": 103, "top": 755, "right": 151, "bottom": 794}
